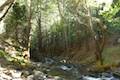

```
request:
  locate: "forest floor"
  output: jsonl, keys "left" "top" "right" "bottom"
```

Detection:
{"left": 103, "top": 46, "right": 120, "bottom": 65}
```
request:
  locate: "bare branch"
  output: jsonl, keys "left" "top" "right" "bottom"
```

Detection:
{"left": 0, "top": 3, "right": 14, "bottom": 21}
{"left": 0, "top": 0, "right": 14, "bottom": 11}
{"left": 0, "top": 0, "right": 15, "bottom": 21}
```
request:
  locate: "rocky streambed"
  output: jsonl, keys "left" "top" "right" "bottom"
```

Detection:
{"left": 0, "top": 57, "right": 120, "bottom": 80}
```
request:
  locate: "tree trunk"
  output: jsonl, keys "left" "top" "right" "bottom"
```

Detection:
{"left": 24, "top": 0, "right": 32, "bottom": 60}
{"left": 86, "top": 3, "right": 105, "bottom": 65}
{"left": 94, "top": 36, "right": 105, "bottom": 65}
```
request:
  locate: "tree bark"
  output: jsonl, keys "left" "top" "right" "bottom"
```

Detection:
{"left": 24, "top": 0, "right": 32, "bottom": 60}
{"left": 25, "top": 0, "right": 32, "bottom": 50}
{"left": 86, "top": 3, "right": 105, "bottom": 65}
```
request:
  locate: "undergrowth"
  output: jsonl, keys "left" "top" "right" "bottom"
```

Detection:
{"left": 0, "top": 50, "right": 30, "bottom": 68}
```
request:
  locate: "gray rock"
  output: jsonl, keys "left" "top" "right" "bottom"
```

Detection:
{"left": 59, "top": 65, "right": 73, "bottom": 71}
{"left": 27, "top": 75, "right": 34, "bottom": 80}
{"left": 44, "top": 58, "right": 55, "bottom": 65}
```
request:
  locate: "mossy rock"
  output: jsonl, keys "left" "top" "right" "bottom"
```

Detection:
{"left": 47, "top": 68, "right": 76, "bottom": 80}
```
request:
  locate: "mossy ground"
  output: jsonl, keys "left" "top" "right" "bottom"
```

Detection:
{"left": 103, "top": 46, "right": 120, "bottom": 65}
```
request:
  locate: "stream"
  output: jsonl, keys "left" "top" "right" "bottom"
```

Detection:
{"left": 0, "top": 57, "right": 120, "bottom": 80}
{"left": 28, "top": 57, "right": 120, "bottom": 80}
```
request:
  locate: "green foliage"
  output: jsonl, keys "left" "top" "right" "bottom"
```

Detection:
{"left": 3, "top": 0, "right": 120, "bottom": 63}
{"left": 4, "top": 2, "right": 28, "bottom": 48}
{"left": 100, "top": 0, "right": 120, "bottom": 34}
{"left": 5, "top": 2, "right": 27, "bottom": 28}
{"left": 0, "top": 50, "right": 29, "bottom": 67}
{"left": 12, "top": 2, "right": 27, "bottom": 22}
{"left": 103, "top": 46, "right": 120, "bottom": 64}
{"left": 0, "top": 50, "right": 7, "bottom": 57}
{"left": 30, "top": 0, "right": 93, "bottom": 55}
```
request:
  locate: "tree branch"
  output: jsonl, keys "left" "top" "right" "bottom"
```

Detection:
{"left": 0, "top": 0, "right": 14, "bottom": 11}
{"left": 0, "top": 0, "right": 15, "bottom": 21}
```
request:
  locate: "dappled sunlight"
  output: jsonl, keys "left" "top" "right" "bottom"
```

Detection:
{"left": 0, "top": 0, "right": 7, "bottom": 6}
{"left": 0, "top": 21, "right": 5, "bottom": 34}
{"left": 0, "top": 0, "right": 120, "bottom": 80}
{"left": 88, "top": 0, "right": 113, "bottom": 12}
